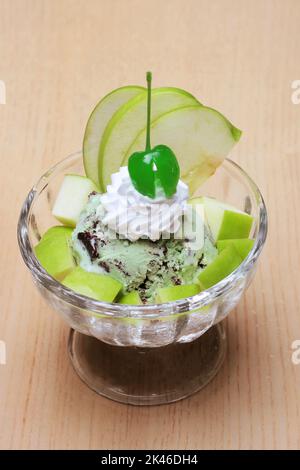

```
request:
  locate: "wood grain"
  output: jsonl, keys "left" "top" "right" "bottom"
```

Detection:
{"left": 1, "top": 0, "right": 300, "bottom": 450}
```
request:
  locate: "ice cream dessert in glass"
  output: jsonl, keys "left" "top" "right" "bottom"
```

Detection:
{"left": 18, "top": 73, "right": 267, "bottom": 405}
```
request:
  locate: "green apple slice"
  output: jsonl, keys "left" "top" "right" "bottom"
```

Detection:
{"left": 125, "top": 105, "right": 241, "bottom": 194}
{"left": 40, "top": 225, "right": 73, "bottom": 242}
{"left": 156, "top": 284, "right": 201, "bottom": 303}
{"left": 199, "top": 196, "right": 253, "bottom": 241}
{"left": 35, "top": 232, "right": 75, "bottom": 280}
{"left": 99, "top": 87, "right": 200, "bottom": 190}
{"left": 52, "top": 174, "right": 98, "bottom": 228}
{"left": 119, "top": 291, "right": 142, "bottom": 305}
{"left": 63, "top": 266, "right": 122, "bottom": 302}
{"left": 198, "top": 245, "right": 242, "bottom": 289}
{"left": 83, "top": 86, "right": 145, "bottom": 186}
{"left": 217, "top": 238, "right": 254, "bottom": 260}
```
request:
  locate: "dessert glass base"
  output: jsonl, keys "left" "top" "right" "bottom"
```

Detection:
{"left": 68, "top": 321, "right": 226, "bottom": 406}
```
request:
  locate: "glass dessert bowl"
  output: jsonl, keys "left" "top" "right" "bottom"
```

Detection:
{"left": 18, "top": 152, "right": 267, "bottom": 405}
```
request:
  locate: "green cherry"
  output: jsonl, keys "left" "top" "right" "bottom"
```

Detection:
{"left": 129, "top": 145, "right": 180, "bottom": 198}
{"left": 128, "top": 72, "right": 180, "bottom": 199}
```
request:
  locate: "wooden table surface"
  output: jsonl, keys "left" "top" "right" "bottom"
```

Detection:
{"left": 1, "top": 0, "right": 300, "bottom": 450}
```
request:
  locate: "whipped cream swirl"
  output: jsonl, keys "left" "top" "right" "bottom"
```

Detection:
{"left": 99, "top": 167, "right": 189, "bottom": 241}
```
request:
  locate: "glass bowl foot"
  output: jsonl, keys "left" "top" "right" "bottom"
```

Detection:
{"left": 68, "top": 322, "right": 226, "bottom": 406}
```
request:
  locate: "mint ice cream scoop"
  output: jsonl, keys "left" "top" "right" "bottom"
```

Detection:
{"left": 71, "top": 193, "right": 217, "bottom": 303}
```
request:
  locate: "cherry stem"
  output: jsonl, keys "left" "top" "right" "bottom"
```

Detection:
{"left": 145, "top": 71, "right": 152, "bottom": 152}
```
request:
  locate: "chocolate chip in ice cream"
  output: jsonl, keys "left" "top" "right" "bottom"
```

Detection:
{"left": 77, "top": 231, "right": 98, "bottom": 260}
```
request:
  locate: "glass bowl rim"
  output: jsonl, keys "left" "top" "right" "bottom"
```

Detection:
{"left": 17, "top": 152, "right": 268, "bottom": 319}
